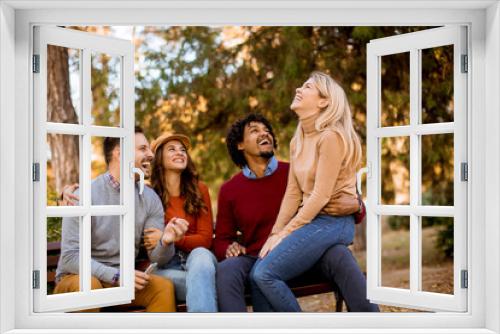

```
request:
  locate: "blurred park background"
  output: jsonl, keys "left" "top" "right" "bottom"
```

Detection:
{"left": 45, "top": 26, "right": 455, "bottom": 311}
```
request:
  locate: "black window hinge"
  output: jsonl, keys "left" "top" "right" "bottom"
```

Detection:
{"left": 33, "top": 270, "right": 40, "bottom": 289}
{"left": 461, "top": 54, "right": 468, "bottom": 73}
{"left": 33, "top": 163, "right": 40, "bottom": 182}
{"left": 461, "top": 162, "right": 468, "bottom": 182}
{"left": 461, "top": 270, "right": 468, "bottom": 289}
{"left": 33, "top": 55, "right": 40, "bottom": 73}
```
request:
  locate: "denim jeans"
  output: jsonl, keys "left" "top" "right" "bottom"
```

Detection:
{"left": 216, "top": 255, "right": 257, "bottom": 312}
{"left": 156, "top": 247, "right": 218, "bottom": 312}
{"left": 251, "top": 214, "right": 355, "bottom": 312}
{"left": 319, "top": 244, "right": 379, "bottom": 312}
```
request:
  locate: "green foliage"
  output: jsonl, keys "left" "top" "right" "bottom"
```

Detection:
{"left": 91, "top": 51, "right": 121, "bottom": 127}
{"left": 436, "top": 219, "right": 454, "bottom": 258}
{"left": 388, "top": 216, "right": 410, "bottom": 231}
{"left": 47, "top": 217, "right": 62, "bottom": 243}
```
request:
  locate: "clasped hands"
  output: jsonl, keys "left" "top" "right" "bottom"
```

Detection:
{"left": 225, "top": 241, "right": 246, "bottom": 258}
{"left": 225, "top": 229, "right": 290, "bottom": 259}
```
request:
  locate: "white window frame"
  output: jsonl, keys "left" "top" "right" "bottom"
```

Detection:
{"left": 365, "top": 26, "right": 468, "bottom": 312}
{"left": 0, "top": 1, "right": 498, "bottom": 333}
{"left": 33, "top": 26, "right": 136, "bottom": 312}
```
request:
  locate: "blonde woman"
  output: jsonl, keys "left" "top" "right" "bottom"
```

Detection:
{"left": 250, "top": 71, "right": 363, "bottom": 312}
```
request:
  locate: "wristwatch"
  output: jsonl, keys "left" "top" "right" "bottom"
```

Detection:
{"left": 111, "top": 271, "right": 120, "bottom": 286}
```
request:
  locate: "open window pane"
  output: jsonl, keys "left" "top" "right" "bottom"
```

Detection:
{"left": 381, "top": 52, "right": 410, "bottom": 127}
{"left": 91, "top": 216, "right": 122, "bottom": 290}
{"left": 367, "top": 26, "right": 466, "bottom": 312}
{"left": 381, "top": 215, "right": 410, "bottom": 289}
{"left": 421, "top": 134, "right": 454, "bottom": 206}
{"left": 421, "top": 216, "right": 454, "bottom": 294}
{"left": 380, "top": 137, "right": 410, "bottom": 205}
{"left": 91, "top": 52, "right": 121, "bottom": 127}
{"left": 35, "top": 26, "right": 135, "bottom": 313}
{"left": 421, "top": 45, "right": 454, "bottom": 124}
{"left": 46, "top": 134, "right": 80, "bottom": 206}
{"left": 91, "top": 137, "right": 122, "bottom": 205}
{"left": 47, "top": 45, "right": 81, "bottom": 124}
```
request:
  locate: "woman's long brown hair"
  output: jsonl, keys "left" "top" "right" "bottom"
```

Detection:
{"left": 151, "top": 143, "right": 207, "bottom": 217}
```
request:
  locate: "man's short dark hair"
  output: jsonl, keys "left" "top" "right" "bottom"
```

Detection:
{"left": 226, "top": 113, "right": 277, "bottom": 168}
{"left": 135, "top": 125, "right": 144, "bottom": 134}
{"left": 103, "top": 126, "right": 145, "bottom": 165}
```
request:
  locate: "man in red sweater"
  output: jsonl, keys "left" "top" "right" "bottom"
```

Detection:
{"left": 214, "top": 113, "right": 379, "bottom": 312}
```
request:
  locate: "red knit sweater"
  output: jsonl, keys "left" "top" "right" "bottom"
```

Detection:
{"left": 165, "top": 182, "right": 214, "bottom": 253}
{"left": 213, "top": 162, "right": 289, "bottom": 261}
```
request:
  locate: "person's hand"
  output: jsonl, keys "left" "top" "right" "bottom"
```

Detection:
{"left": 135, "top": 270, "right": 150, "bottom": 291}
{"left": 259, "top": 231, "right": 289, "bottom": 258}
{"left": 225, "top": 242, "right": 246, "bottom": 258}
{"left": 143, "top": 228, "right": 162, "bottom": 251}
{"left": 58, "top": 183, "right": 80, "bottom": 206}
{"left": 161, "top": 218, "right": 189, "bottom": 245}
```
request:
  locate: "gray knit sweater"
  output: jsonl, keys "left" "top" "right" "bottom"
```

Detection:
{"left": 56, "top": 172, "right": 174, "bottom": 284}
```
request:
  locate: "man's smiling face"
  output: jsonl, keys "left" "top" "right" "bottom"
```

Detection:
{"left": 238, "top": 121, "right": 275, "bottom": 160}
{"left": 134, "top": 132, "right": 154, "bottom": 178}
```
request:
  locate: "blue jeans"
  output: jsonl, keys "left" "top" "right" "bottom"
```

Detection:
{"left": 156, "top": 247, "right": 218, "bottom": 312}
{"left": 216, "top": 255, "right": 257, "bottom": 312}
{"left": 251, "top": 214, "right": 355, "bottom": 312}
{"left": 320, "top": 244, "right": 379, "bottom": 312}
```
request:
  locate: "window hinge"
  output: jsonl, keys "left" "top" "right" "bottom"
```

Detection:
{"left": 461, "top": 54, "right": 468, "bottom": 73}
{"left": 32, "top": 54, "right": 40, "bottom": 73}
{"left": 33, "top": 163, "right": 40, "bottom": 182}
{"left": 461, "top": 162, "right": 468, "bottom": 182}
{"left": 461, "top": 269, "right": 468, "bottom": 289}
{"left": 33, "top": 270, "right": 40, "bottom": 289}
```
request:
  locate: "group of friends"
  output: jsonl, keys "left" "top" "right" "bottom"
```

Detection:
{"left": 54, "top": 71, "right": 380, "bottom": 313}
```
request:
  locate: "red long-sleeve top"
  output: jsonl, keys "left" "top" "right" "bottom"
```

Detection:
{"left": 165, "top": 181, "right": 214, "bottom": 253}
{"left": 213, "top": 162, "right": 289, "bottom": 261}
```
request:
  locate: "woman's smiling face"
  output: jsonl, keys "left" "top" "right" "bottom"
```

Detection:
{"left": 290, "top": 77, "right": 330, "bottom": 119}
{"left": 162, "top": 140, "right": 188, "bottom": 172}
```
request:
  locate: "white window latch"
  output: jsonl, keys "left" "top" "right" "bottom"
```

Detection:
{"left": 130, "top": 162, "right": 144, "bottom": 195}
{"left": 356, "top": 162, "right": 371, "bottom": 195}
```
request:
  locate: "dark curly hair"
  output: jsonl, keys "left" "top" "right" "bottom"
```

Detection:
{"left": 226, "top": 113, "right": 277, "bottom": 168}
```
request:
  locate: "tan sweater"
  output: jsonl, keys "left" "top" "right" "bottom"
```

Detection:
{"left": 273, "top": 113, "right": 360, "bottom": 235}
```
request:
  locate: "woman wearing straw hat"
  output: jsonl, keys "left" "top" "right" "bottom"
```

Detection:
{"left": 145, "top": 132, "right": 218, "bottom": 312}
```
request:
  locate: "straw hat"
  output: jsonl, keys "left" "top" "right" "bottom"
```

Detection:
{"left": 151, "top": 132, "right": 191, "bottom": 154}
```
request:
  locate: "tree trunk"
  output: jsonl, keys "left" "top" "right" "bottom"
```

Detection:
{"left": 47, "top": 45, "right": 79, "bottom": 194}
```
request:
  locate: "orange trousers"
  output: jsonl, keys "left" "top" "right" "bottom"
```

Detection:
{"left": 54, "top": 274, "right": 176, "bottom": 312}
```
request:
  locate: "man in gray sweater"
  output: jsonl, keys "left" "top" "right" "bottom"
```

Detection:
{"left": 54, "top": 127, "right": 187, "bottom": 312}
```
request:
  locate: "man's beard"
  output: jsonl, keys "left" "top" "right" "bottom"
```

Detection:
{"left": 259, "top": 150, "right": 274, "bottom": 159}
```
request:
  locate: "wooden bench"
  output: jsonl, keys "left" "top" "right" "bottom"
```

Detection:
{"left": 47, "top": 241, "right": 345, "bottom": 312}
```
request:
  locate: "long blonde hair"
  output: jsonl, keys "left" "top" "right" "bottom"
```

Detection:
{"left": 293, "top": 71, "right": 362, "bottom": 169}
